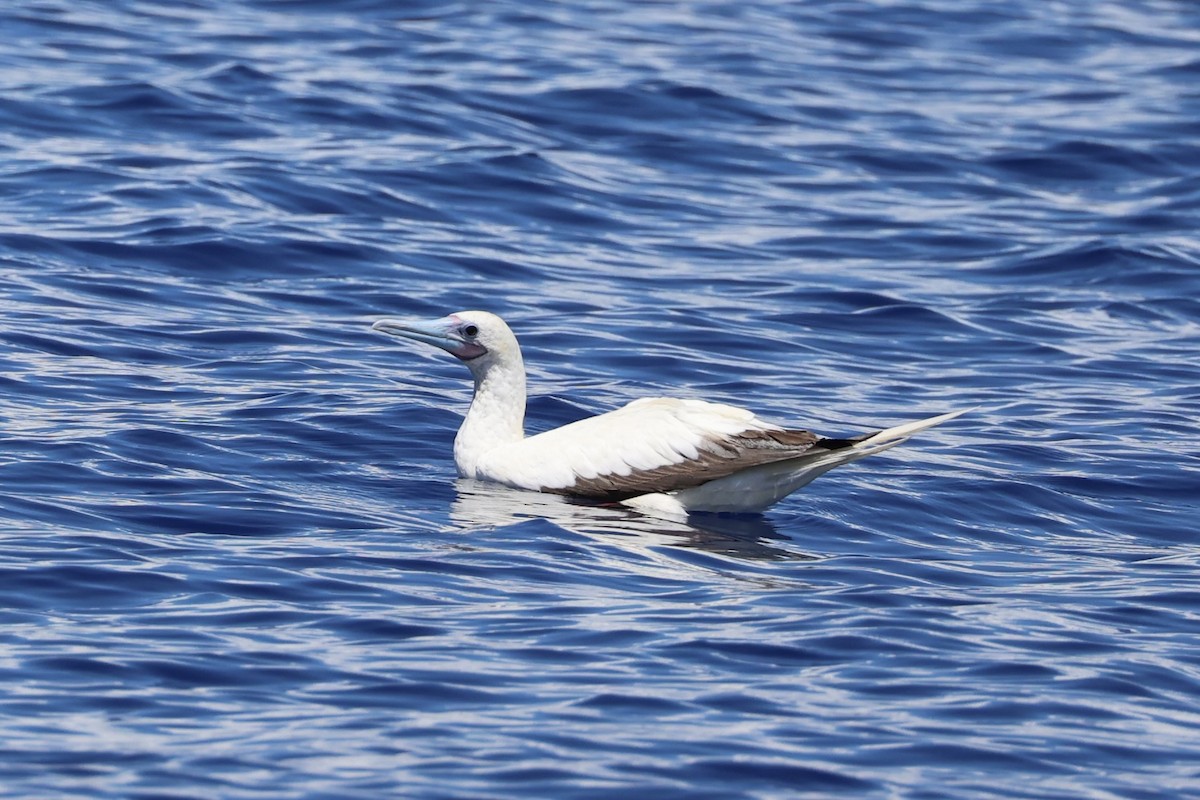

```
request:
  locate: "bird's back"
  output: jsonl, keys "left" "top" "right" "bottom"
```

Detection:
{"left": 471, "top": 397, "right": 840, "bottom": 500}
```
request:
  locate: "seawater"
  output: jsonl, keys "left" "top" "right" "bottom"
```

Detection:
{"left": 1, "top": 1, "right": 1198, "bottom": 798}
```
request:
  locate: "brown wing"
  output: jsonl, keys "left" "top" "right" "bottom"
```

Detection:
{"left": 548, "top": 429, "right": 867, "bottom": 502}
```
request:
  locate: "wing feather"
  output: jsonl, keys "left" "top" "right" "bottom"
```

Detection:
{"left": 475, "top": 397, "right": 832, "bottom": 500}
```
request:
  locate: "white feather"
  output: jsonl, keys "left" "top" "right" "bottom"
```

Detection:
{"left": 475, "top": 396, "right": 761, "bottom": 490}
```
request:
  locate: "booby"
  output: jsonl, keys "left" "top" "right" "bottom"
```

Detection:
{"left": 372, "top": 311, "right": 967, "bottom": 518}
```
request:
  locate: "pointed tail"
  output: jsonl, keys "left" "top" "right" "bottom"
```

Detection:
{"left": 852, "top": 407, "right": 973, "bottom": 452}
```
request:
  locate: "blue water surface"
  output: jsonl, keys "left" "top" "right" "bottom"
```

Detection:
{"left": 2, "top": 1, "right": 1199, "bottom": 797}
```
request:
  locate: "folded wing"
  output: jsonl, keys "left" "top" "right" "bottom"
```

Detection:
{"left": 475, "top": 397, "right": 861, "bottom": 500}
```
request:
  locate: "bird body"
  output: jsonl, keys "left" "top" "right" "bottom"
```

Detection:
{"left": 373, "top": 311, "right": 966, "bottom": 518}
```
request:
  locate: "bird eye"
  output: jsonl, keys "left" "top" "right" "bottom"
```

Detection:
{"left": 463, "top": 325, "right": 479, "bottom": 337}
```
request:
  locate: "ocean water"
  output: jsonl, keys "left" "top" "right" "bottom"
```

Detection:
{"left": 2, "top": 0, "right": 1199, "bottom": 797}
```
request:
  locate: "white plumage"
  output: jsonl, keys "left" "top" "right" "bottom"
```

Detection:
{"left": 372, "top": 310, "right": 967, "bottom": 518}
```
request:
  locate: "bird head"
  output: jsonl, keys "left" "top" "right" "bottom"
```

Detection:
{"left": 372, "top": 310, "right": 520, "bottom": 373}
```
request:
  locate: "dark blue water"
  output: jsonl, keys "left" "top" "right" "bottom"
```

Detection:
{"left": 2, "top": 1, "right": 1199, "bottom": 797}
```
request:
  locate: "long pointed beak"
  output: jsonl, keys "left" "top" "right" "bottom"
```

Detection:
{"left": 372, "top": 316, "right": 486, "bottom": 361}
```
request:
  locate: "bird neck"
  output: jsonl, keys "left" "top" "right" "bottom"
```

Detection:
{"left": 454, "top": 355, "right": 526, "bottom": 477}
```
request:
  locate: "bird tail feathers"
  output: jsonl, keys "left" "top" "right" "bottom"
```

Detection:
{"left": 853, "top": 407, "right": 973, "bottom": 451}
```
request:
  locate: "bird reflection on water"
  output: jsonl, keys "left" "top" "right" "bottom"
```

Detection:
{"left": 449, "top": 478, "right": 816, "bottom": 562}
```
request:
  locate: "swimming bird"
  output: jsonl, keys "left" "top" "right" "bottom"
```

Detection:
{"left": 372, "top": 311, "right": 967, "bottom": 518}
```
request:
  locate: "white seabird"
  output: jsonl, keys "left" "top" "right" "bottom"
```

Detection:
{"left": 372, "top": 310, "right": 967, "bottom": 518}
